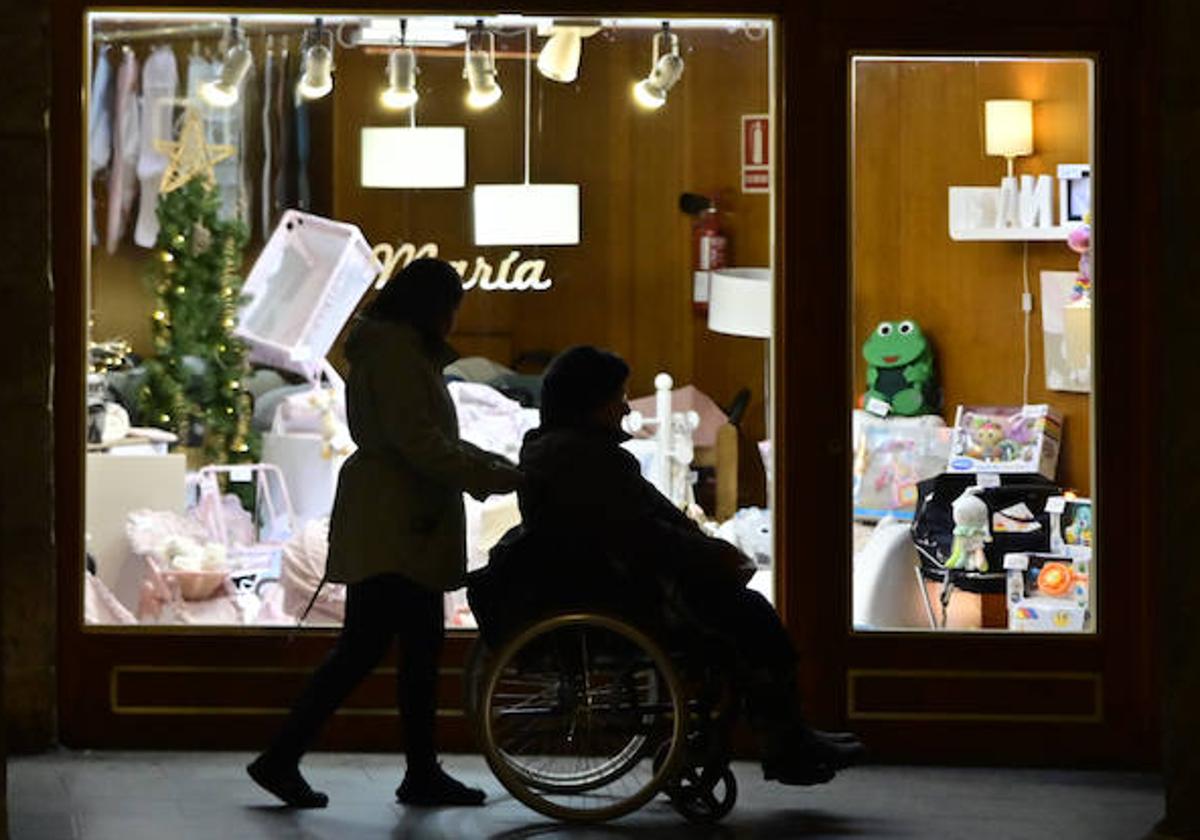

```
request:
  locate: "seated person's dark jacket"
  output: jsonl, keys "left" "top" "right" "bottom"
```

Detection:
{"left": 468, "top": 425, "right": 742, "bottom": 647}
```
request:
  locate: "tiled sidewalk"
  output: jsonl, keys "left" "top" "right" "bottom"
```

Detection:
{"left": 9, "top": 750, "right": 1161, "bottom": 839}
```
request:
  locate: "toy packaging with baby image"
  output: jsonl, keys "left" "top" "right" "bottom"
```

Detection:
{"left": 851, "top": 410, "right": 952, "bottom": 521}
{"left": 946, "top": 404, "right": 1063, "bottom": 480}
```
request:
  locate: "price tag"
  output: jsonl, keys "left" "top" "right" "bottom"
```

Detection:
{"left": 230, "top": 466, "right": 253, "bottom": 483}
{"left": 865, "top": 397, "right": 891, "bottom": 417}
{"left": 976, "top": 473, "right": 1001, "bottom": 488}
{"left": 1045, "top": 496, "right": 1067, "bottom": 514}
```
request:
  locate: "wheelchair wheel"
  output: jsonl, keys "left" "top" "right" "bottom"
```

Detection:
{"left": 669, "top": 763, "right": 738, "bottom": 824}
{"left": 478, "top": 612, "right": 686, "bottom": 822}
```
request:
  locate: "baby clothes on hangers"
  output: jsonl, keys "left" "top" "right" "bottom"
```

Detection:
{"left": 134, "top": 45, "right": 179, "bottom": 248}
{"left": 272, "top": 39, "right": 294, "bottom": 224}
{"left": 236, "top": 47, "right": 258, "bottom": 227}
{"left": 88, "top": 45, "right": 114, "bottom": 246}
{"left": 105, "top": 46, "right": 140, "bottom": 255}
{"left": 260, "top": 34, "right": 275, "bottom": 240}
{"left": 294, "top": 73, "right": 311, "bottom": 210}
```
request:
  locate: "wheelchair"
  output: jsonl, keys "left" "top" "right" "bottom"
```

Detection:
{"left": 465, "top": 609, "right": 742, "bottom": 824}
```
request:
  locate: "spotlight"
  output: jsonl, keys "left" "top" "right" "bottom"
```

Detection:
{"left": 633, "top": 22, "right": 684, "bottom": 110}
{"left": 298, "top": 19, "right": 335, "bottom": 100}
{"left": 463, "top": 22, "right": 501, "bottom": 110}
{"left": 537, "top": 22, "right": 601, "bottom": 84}
{"left": 537, "top": 28, "right": 582, "bottom": 83}
{"left": 380, "top": 45, "right": 419, "bottom": 110}
{"left": 200, "top": 18, "right": 251, "bottom": 108}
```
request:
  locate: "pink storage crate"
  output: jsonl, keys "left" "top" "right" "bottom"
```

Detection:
{"left": 235, "top": 210, "right": 382, "bottom": 381}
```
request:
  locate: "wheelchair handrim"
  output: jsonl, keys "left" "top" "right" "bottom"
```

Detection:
{"left": 478, "top": 612, "right": 687, "bottom": 822}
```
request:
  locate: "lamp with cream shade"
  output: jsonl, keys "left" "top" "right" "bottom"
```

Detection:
{"left": 984, "top": 99, "right": 1034, "bottom": 177}
{"left": 984, "top": 99, "right": 1034, "bottom": 228}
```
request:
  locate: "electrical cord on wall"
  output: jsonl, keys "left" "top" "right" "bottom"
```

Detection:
{"left": 1022, "top": 241, "right": 1032, "bottom": 406}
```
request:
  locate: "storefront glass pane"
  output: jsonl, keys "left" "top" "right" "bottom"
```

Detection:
{"left": 850, "top": 56, "right": 1096, "bottom": 634}
{"left": 83, "top": 11, "right": 777, "bottom": 629}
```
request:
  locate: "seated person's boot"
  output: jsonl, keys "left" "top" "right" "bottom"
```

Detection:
{"left": 744, "top": 668, "right": 867, "bottom": 785}
{"left": 395, "top": 763, "right": 487, "bottom": 807}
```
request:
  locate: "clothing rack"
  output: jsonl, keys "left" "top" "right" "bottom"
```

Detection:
{"left": 94, "top": 22, "right": 224, "bottom": 44}
{"left": 94, "top": 21, "right": 311, "bottom": 45}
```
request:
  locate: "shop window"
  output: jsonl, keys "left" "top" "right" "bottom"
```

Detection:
{"left": 82, "top": 12, "right": 778, "bottom": 629}
{"left": 849, "top": 56, "right": 1096, "bottom": 634}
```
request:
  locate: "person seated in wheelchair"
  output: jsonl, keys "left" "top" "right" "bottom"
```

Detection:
{"left": 494, "top": 345, "right": 865, "bottom": 786}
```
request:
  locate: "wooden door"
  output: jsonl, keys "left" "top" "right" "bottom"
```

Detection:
{"left": 776, "top": 4, "right": 1159, "bottom": 765}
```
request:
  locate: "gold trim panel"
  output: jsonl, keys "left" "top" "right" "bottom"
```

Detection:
{"left": 847, "top": 668, "right": 1103, "bottom": 723}
{"left": 110, "top": 665, "right": 467, "bottom": 717}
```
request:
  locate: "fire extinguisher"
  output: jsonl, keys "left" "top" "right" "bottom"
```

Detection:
{"left": 691, "top": 203, "right": 727, "bottom": 315}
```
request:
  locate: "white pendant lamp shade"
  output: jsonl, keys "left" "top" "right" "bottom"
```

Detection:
{"left": 200, "top": 42, "right": 251, "bottom": 108}
{"left": 473, "top": 184, "right": 581, "bottom": 246}
{"left": 464, "top": 51, "right": 502, "bottom": 110}
{"left": 708, "top": 268, "right": 771, "bottom": 338}
{"left": 298, "top": 43, "right": 334, "bottom": 100}
{"left": 380, "top": 47, "right": 419, "bottom": 110}
{"left": 537, "top": 29, "right": 582, "bottom": 83}
{"left": 360, "top": 127, "right": 466, "bottom": 188}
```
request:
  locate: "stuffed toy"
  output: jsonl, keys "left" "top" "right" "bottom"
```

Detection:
{"left": 945, "top": 489, "right": 991, "bottom": 573}
{"left": 862, "top": 319, "right": 938, "bottom": 416}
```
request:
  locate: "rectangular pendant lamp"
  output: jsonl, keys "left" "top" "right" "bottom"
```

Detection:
{"left": 472, "top": 184, "right": 580, "bottom": 246}
{"left": 360, "top": 127, "right": 466, "bottom": 189}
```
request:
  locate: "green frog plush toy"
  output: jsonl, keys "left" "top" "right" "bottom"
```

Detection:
{"left": 862, "top": 319, "right": 938, "bottom": 416}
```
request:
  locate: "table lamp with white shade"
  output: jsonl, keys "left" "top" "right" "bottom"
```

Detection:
{"left": 984, "top": 99, "right": 1034, "bottom": 228}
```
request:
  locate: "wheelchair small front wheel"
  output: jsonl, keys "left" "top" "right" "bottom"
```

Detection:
{"left": 668, "top": 764, "right": 738, "bottom": 824}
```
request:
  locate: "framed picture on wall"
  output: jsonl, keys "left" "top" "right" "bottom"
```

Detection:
{"left": 1057, "top": 164, "right": 1091, "bottom": 225}
{"left": 1040, "top": 270, "right": 1092, "bottom": 393}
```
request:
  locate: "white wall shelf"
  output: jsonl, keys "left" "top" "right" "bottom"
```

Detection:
{"left": 950, "top": 226, "right": 1071, "bottom": 242}
{"left": 948, "top": 185, "right": 1072, "bottom": 242}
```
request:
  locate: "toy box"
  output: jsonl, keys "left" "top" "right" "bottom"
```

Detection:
{"left": 852, "top": 410, "right": 952, "bottom": 521}
{"left": 946, "top": 404, "right": 1062, "bottom": 480}
{"left": 1004, "top": 551, "right": 1090, "bottom": 632}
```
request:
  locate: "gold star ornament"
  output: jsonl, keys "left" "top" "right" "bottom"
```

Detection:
{"left": 155, "top": 107, "right": 235, "bottom": 194}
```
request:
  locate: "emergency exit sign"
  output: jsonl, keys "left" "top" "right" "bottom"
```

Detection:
{"left": 741, "top": 114, "right": 770, "bottom": 194}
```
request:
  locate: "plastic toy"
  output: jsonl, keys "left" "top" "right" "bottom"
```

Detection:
{"left": 1036, "top": 561, "right": 1074, "bottom": 597}
{"left": 862, "top": 320, "right": 937, "bottom": 416}
{"left": 1064, "top": 503, "right": 1093, "bottom": 546}
{"left": 1066, "top": 212, "right": 1092, "bottom": 303}
{"left": 965, "top": 418, "right": 1015, "bottom": 462}
{"left": 944, "top": 489, "right": 991, "bottom": 573}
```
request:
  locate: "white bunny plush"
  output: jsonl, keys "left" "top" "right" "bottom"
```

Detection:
{"left": 945, "top": 489, "right": 991, "bottom": 572}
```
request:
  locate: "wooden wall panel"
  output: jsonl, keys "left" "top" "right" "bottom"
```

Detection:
{"left": 853, "top": 59, "right": 1093, "bottom": 492}
{"left": 333, "top": 31, "right": 771, "bottom": 439}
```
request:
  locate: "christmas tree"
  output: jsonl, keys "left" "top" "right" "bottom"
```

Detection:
{"left": 137, "top": 177, "right": 257, "bottom": 464}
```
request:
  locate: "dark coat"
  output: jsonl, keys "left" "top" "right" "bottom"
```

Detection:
{"left": 469, "top": 425, "right": 749, "bottom": 642}
{"left": 325, "top": 318, "right": 522, "bottom": 590}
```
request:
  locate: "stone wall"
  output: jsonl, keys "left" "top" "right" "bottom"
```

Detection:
{"left": 0, "top": 0, "right": 56, "bottom": 759}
